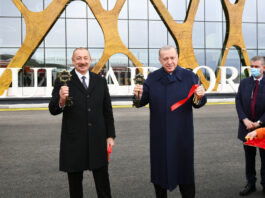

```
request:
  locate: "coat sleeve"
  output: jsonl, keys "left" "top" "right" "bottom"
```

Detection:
{"left": 235, "top": 81, "right": 248, "bottom": 120}
{"left": 103, "top": 78, "right": 116, "bottom": 139}
{"left": 49, "top": 78, "right": 63, "bottom": 116}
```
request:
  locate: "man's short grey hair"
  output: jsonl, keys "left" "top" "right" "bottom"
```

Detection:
{"left": 159, "top": 45, "right": 178, "bottom": 57}
{"left": 72, "top": 47, "right": 91, "bottom": 59}
{"left": 251, "top": 56, "right": 265, "bottom": 66}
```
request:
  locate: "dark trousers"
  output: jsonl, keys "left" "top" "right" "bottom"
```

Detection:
{"left": 154, "top": 183, "right": 195, "bottom": 198}
{"left": 67, "top": 165, "right": 111, "bottom": 198}
{"left": 243, "top": 145, "right": 265, "bottom": 187}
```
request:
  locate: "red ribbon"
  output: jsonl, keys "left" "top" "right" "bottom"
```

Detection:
{"left": 107, "top": 145, "right": 112, "bottom": 162}
{"left": 171, "top": 84, "right": 199, "bottom": 111}
{"left": 244, "top": 139, "right": 265, "bottom": 150}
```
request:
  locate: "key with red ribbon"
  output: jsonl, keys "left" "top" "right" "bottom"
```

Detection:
{"left": 171, "top": 84, "right": 199, "bottom": 111}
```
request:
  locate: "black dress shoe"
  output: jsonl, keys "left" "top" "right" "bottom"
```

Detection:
{"left": 239, "top": 184, "right": 256, "bottom": 196}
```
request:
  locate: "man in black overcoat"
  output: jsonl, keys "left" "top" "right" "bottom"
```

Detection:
{"left": 236, "top": 56, "right": 265, "bottom": 196}
{"left": 49, "top": 47, "right": 115, "bottom": 198}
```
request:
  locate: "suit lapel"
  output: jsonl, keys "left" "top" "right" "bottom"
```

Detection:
{"left": 87, "top": 71, "right": 96, "bottom": 94}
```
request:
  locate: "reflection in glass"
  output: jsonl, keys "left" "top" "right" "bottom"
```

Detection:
{"left": 258, "top": 0, "right": 265, "bottom": 22}
{"left": 193, "top": 22, "right": 204, "bottom": 48}
{"left": 67, "top": 19, "right": 87, "bottom": 47}
{"left": 149, "top": 21, "right": 167, "bottom": 48}
{"left": 45, "top": 19, "right": 65, "bottom": 47}
{"left": 258, "top": 24, "right": 265, "bottom": 49}
{"left": 195, "top": 0, "right": 204, "bottom": 21}
{"left": 118, "top": 20, "right": 128, "bottom": 47}
{"left": 129, "top": 0, "right": 147, "bottom": 19}
{"left": 66, "top": 1, "right": 87, "bottom": 18}
{"left": 0, "top": 18, "right": 21, "bottom": 47}
{"left": 247, "top": 50, "right": 258, "bottom": 61}
{"left": 149, "top": 49, "right": 160, "bottom": 68}
{"left": 205, "top": 22, "right": 222, "bottom": 48}
{"left": 88, "top": 19, "right": 104, "bottom": 48}
{"left": 149, "top": 1, "right": 160, "bottom": 20}
{"left": 205, "top": 49, "right": 222, "bottom": 72}
{"left": 205, "top": 0, "right": 222, "bottom": 21}
{"left": 168, "top": 0, "right": 186, "bottom": 21}
{"left": 168, "top": 32, "right": 177, "bottom": 47}
{"left": 130, "top": 49, "right": 148, "bottom": 66}
{"left": 108, "top": 53, "right": 129, "bottom": 85}
{"left": 258, "top": 50, "right": 265, "bottom": 56}
{"left": 129, "top": 21, "right": 148, "bottom": 48}
{"left": 0, "top": 0, "right": 20, "bottom": 16}
{"left": 194, "top": 49, "right": 205, "bottom": 66}
{"left": 242, "top": 23, "right": 257, "bottom": 49}
{"left": 23, "top": 0, "right": 43, "bottom": 12}
{"left": 242, "top": 0, "right": 257, "bottom": 22}
{"left": 0, "top": 48, "right": 19, "bottom": 67}
{"left": 225, "top": 48, "right": 240, "bottom": 83}
{"left": 45, "top": 48, "right": 66, "bottom": 67}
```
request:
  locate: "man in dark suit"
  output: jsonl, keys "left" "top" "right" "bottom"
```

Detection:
{"left": 236, "top": 56, "right": 265, "bottom": 196}
{"left": 49, "top": 47, "right": 115, "bottom": 198}
{"left": 133, "top": 46, "right": 206, "bottom": 198}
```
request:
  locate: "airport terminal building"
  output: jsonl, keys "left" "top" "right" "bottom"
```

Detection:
{"left": 0, "top": 0, "right": 265, "bottom": 97}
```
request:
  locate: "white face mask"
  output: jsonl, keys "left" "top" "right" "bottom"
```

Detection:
{"left": 250, "top": 68, "right": 261, "bottom": 78}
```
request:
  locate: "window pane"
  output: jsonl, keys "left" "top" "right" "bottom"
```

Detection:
{"left": 168, "top": 32, "right": 176, "bottom": 47}
{"left": 225, "top": 48, "right": 241, "bottom": 83}
{"left": 22, "top": 0, "right": 43, "bottom": 12}
{"left": 258, "top": 24, "right": 265, "bottom": 49}
{"left": 168, "top": 0, "right": 186, "bottom": 21}
{"left": 193, "top": 22, "right": 204, "bottom": 48}
{"left": 205, "top": 0, "right": 222, "bottom": 21}
{"left": 25, "top": 48, "right": 44, "bottom": 67}
{"left": 194, "top": 49, "right": 205, "bottom": 66}
{"left": 258, "top": 50, "right": 265, "bottom": 56}
{"left": 195, "top": 0, "right": 204, "bottom": 21}
{"left": 242, "top": 23, "right": 257, "bottom": 49}
{"left": 66, "top": 1, "right": 87, "bottom": 18}
{"left": 149, "top": 21, "right": 167, "bottom": 48}
{"left": 0, "top": 0, "right": 20, "bottom": 16}
{"left": 129, "top": 0, "right": 147, "bottom": 19}
{"left": 205, "top": 22, "right": 222, "bottom": 48}
{"left": 130, "top": 49, "right": 148, "bottom": 66}
{"left": 149, "top": 1, "right": 161, "bottom": 20}
{"left": 45, "top": 48, "right": 66, "bottom": 67}
{"left": 67, "top": 19, "right": 87, "bottom": 47}
{"left": 0, "top": 48, "right": 19, "bottom": 67}
{"left": 149, "top": 49, "right": 160, "bottom": 68}
{"left": 205, "top": 49, "right": 222, "bottom": 71}
{"left": 118, "top": 20, "right": 128, "bottom": 47}
{"left": 45, "top": 19, "right": 65, "bottom": 47}
{"left": 88, "top": 19, "right": 104, "bottom": 48}
{"left": 0, "top": 18, "right": 21, "bottom": 47}
{"left": 258, "top": 0, "right": 265, "bottom": 22}
{"left": 129, "top": 21, "right": 148, "bottom": 48}
{"left": 242, "top": 0, "right": 257, "bottom": 22}
{"left": 247, "top": 50, "right": 258, "bottom": 61}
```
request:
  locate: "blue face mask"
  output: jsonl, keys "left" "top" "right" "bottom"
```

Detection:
{"left": 250, "top": 68, "right": 261, "bottom": 77}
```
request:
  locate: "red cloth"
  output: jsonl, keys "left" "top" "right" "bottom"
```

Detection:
{"left": 107, "top": 145, "right": 112, "bottom": 162}
{"left": 245, "top": 138, "right": 265, "bottom": 150}
{"left": 171, "top": 84, "right": 199, "bottom": 111}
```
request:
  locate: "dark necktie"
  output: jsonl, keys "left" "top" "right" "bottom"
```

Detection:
{"left": 251, "top": 80, "right": 259, "bottom": 120}
{"left": 81, "top": 76, "right": 88, "bottom": 90}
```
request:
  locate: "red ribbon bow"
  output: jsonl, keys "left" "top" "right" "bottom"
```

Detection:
{"left": 171, "top": 84, "right": 199, "bottom": 111}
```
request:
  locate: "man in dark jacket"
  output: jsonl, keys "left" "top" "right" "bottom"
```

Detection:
{"left": 49, "top": 47, "right": 115, "bottom": 198}
{"left": 236, "top": 56, "right": 265, "bottom": 196}
{"left": 133, "top": 45, "right": 206, "bottom": 198}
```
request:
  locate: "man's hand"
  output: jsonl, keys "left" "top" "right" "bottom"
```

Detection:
{"left": 245, "top": 130, "right": 258, "bottom": 140}
{"left": 194, "top": 85, "right": 205, "bottom": 100}
{"left": 133, "top": 85, "right": 143, "bottom": 99}
{"left": 107, "top": 138, "right": 115, "bottom": 149}
{"left": 243, "top": 118, "right": 256, "bottom": 131}
{"left": 59, "top": 86, "right": 69, "bottom": 107}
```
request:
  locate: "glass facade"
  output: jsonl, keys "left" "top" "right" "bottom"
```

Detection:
{"left": 0, "top": 0, "right": 264, "bottom": 91}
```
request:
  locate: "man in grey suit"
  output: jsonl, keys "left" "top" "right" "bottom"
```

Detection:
{"left": 49, "top": 47, "right": 115, "bottom": 198}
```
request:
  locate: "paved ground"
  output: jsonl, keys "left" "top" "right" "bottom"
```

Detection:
{"left": 0, "top": 104, "right": 264, "bottom": 198}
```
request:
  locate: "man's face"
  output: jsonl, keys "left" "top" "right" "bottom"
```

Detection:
{"left": 250, "top": 60, "right": 265, "bottom": 78}
{"left": 159, "top": 48, "right": 178, "bottom": 74}
{"left": 72, "top": 49, "right": 91, "bottom": 75}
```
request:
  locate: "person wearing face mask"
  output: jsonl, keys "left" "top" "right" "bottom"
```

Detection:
{"left": 236, "top": 56, "right": 265, "bottom": 196}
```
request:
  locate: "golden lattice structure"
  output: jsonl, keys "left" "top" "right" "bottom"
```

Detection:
{"left": 0, "top": 0, "right": 250, "bottom": 95}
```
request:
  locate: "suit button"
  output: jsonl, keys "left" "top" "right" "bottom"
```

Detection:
{"left": 87, "top": 94, "right": 90, "bottom": 98}
{"left": 88, "top": 108, "right": 91, "bottom": 112}
{"left": 88, "top": 123, "right": 92, "bottom": 127}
